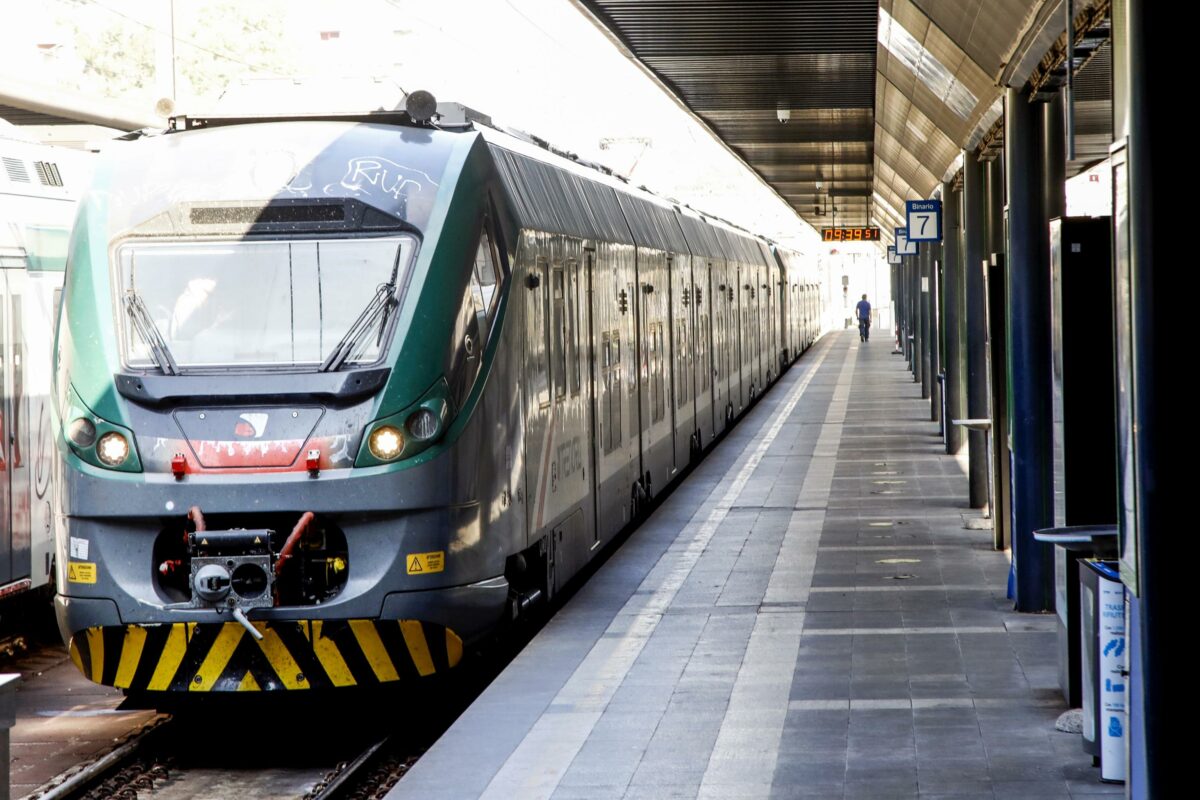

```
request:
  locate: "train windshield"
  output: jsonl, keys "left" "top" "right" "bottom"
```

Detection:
{"left": 115, "top": 236, "right": 415, "bottom": 371}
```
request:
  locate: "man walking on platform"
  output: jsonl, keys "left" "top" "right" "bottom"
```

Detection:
{"left": 855, "top": 294, "right": 872, "bottom": 341}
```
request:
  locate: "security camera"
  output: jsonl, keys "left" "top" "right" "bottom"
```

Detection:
{"left": 777, "top": 108, "right": 791, "bottom": 124}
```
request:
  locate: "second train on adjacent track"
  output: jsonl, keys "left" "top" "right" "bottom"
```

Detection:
{"left": 54, "top": 104, "right": 822, "bottom": 695}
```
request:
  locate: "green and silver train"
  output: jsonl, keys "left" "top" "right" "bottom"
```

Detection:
{"left": 0, "top": 124, "right": 90, "bottom": 603}
{"left": 53, "top": 105, "right": 822, "bottom": 694}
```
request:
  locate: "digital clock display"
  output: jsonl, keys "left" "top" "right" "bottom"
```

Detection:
{"left": 822, "top": 227, "right": 881, "bottom": 242}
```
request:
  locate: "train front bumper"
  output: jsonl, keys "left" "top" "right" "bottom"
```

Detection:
{"left": 66, "top": 616, "right": 464, "bottom": 692}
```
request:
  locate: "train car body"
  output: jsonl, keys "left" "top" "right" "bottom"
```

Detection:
{"left": 0, "top": 126, "right": 90, "bottom": 600}
{"left": 53, "top": 110, "right": 821, "bottom": 694}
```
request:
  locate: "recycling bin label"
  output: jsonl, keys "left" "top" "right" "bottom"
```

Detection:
{"left": 1098, "top": 573, "right": 1126, "bottom": 783}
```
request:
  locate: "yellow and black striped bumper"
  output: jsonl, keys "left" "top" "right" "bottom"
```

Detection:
{"left": 68, "top": 619, "right": 464, "bottom": 692}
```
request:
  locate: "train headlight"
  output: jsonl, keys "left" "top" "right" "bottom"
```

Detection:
{"left": 368, "top": 426, "right": 404, "bottom": 461}
{"left": 67, "top": 418, "right": 97, "bottom": 447}
{"left": 96, "top": 432, "right": 131, "bottom": 467}
{"left": 406, "top": 408, "right": 440, "bottom": 441}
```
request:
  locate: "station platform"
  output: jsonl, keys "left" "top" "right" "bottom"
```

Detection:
{"left": 389, "top": 330, "right": 1115, "bottom": 800}
{"left": 7, "top": 641, "right": 159, "bottom": 797}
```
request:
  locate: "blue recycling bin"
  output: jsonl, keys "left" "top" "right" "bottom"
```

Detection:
{"left": 1079, "top": 559, "right": 1126, "bottom": 784}
{"left": 1033, "top": 526, "right": 1117, "bottom": 708}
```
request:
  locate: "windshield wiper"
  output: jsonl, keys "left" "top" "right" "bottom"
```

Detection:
{"left": 320, "top": 283, "right": 398, "bottom": 372}
{"left": 124, "top": 290, "right": 179, "bottom": 375}
{"left": 320, "top": 248, "right": 403, "bottom": 372}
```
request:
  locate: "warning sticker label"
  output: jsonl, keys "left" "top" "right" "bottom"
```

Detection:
{"left": 68, "top": 562, "right": 98, "bottom": 584}
{"left": 406, "top": 551, "right": 445, "bottom": 575}
{"left": 69, "top": 537, "right": 89, "bottom": 559}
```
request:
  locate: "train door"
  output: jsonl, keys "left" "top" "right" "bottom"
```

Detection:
{"left": 765, "top": 268, "right": 776, "bottom": 380}
{"left": 770, "top": 268, "right": 779, "bottom": 374}
{"left": 641, "top": 253, "right": 670, "bottom": 496}
{"left": 522, "top": 249, "right": 551, "bottom": 548}
{"left": 754, "top": 267, "right": 763, "bottom": 386}
{"left": 7, "top": 269, "right": 29, "bottom": 584}
{"left": 547, "top": 252, "right": 591, "bottom": 588}
{"left": 729, "top": 266, "right": 739, "bottom": 410}
{"left": 635, "top": 253, "right": 649, "bottom": 495}
{"left": 0, "top": 268, "right": 10, "bottom": 582}
{"left": 791, "top": 282, "right": 800, "bottom": 358}
{"left": 593, "top": 247, "right": 634, "bottom": 542}
{"left": 585, "top": 251, "right": 600, "bottom": 549}
{"left": 694, "top": 261, "right": 713, "bottom": 448}
{"left": 710, "top": 263, "right": 725, "bottom": 433}
{"left": 0, "top": 267, "right": 19, "bottom": 584}
{"left": 665, "top": 255, "right": 678, "bottom": 473}
{"left": 719, "top": 263, "right": 735, "bottom": 422}
{"left": 670, "top": 255, "right": 692, "bottom": 470}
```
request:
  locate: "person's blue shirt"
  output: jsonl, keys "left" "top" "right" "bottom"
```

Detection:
{"left": 856, "top": 299, "right": 871, "bottom": 321}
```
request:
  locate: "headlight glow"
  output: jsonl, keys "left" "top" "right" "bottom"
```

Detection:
{"left": 96, "top": 432, "right": 131, "bottom": 466}
{"left": 368, "top": 426, "right": 404, "bottom": 460}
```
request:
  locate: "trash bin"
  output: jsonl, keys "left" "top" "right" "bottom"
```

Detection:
{"left": 936, "top": 371, "right": 947, "bottom": 442}
{"left": 1033, "top": 525, "right": 1117, "bottom": 708}
{"left": 1079, "top": 558, "right": 1126, "bottom": 783}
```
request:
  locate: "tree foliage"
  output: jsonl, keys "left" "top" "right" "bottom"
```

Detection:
{"left": 56, "top": 0, "right": 295, "bottom": 103}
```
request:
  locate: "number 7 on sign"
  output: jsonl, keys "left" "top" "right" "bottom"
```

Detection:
{"left": 905, "top": 199, "right": 942, "bottom": 242}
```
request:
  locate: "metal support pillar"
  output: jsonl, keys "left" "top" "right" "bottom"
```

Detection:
{"left": 962, "top": 152, "right": 989, "bottom": 508}
{"left": 930, "top": 243, "right": 942, "bottom": 424}
{"left": 898, "top": 258, "right": 908, "bottom": 360}
{"left": 1117, "top": 0, "right": 1182, "bottom": 792}
{"left": 1005, "top": 86, "right": 1054, "bottom": 612}
{"left": 984, "top": 157, "right": 1011, "bottom": 551}
{"left": 909, "top": 254, "right": 919, "bottom": 378}
{"left": 1044, "top": 92, "right": 1067, "bottom": 221}
{"left": 943, "top": 183, "right": 966, "bottom": 454}
{"left": 900, "top": 258, "right": 909, "bottom": 358}
{"left": 903, "top": 258, "right": 912, "bottom": 361}
{"left": 984, "top": 249, "right": 1010, "bottom": 551}
{"left": 919, "top": 247, "right": 930, "bottom": 397}
{"left": 892, "top": 262, "right": 902, "bottom": 350}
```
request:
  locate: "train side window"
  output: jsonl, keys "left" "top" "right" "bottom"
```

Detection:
{"left": 602, "top": 330, "right": 622, "bottom": 454}
{"left": 531, "top": 258, "right": 549, "bottom": 408}
{"left": 648, "top": 320, "right": 658, "bottom": 423}
{"left": 657, "top": 323, "right": 667, "bottom": 424}
{"left": 601, "top": 332, "right": 611, "bottom": 452}
{"left": 473, "top": 227, "right": 500, "bottom": 317}
{"left": 676, "top": 311, "right": 689, "bottom": 409}
{"left": 612, "top": 332, "right": 622, "bottom": 449}
{"left": 552, "top": 266, "right": 567, "bottom": 400}
{"left": 568, "top": 262, "right": 580, "bottom": 396}
{"left": 11, "top": 295, "right": 22, "bottom": 455}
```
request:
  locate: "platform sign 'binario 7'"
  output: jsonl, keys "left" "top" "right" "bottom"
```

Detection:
{"left": 905, "top": 199, "right": 942, "bottom": 242}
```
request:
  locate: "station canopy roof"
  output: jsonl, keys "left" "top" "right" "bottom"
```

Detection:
{"left": 574, "top": 0, "right": 1113, "bottom": 243}
{"left": 0, "top": 78, "right": 157, "bottom": 131}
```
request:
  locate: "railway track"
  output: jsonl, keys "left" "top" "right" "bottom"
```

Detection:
{"left": 29, "top": 704, "right": 417, "bottom": 800}
{"left": 21, "top": 613, "right": 543, "bottom": 800}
